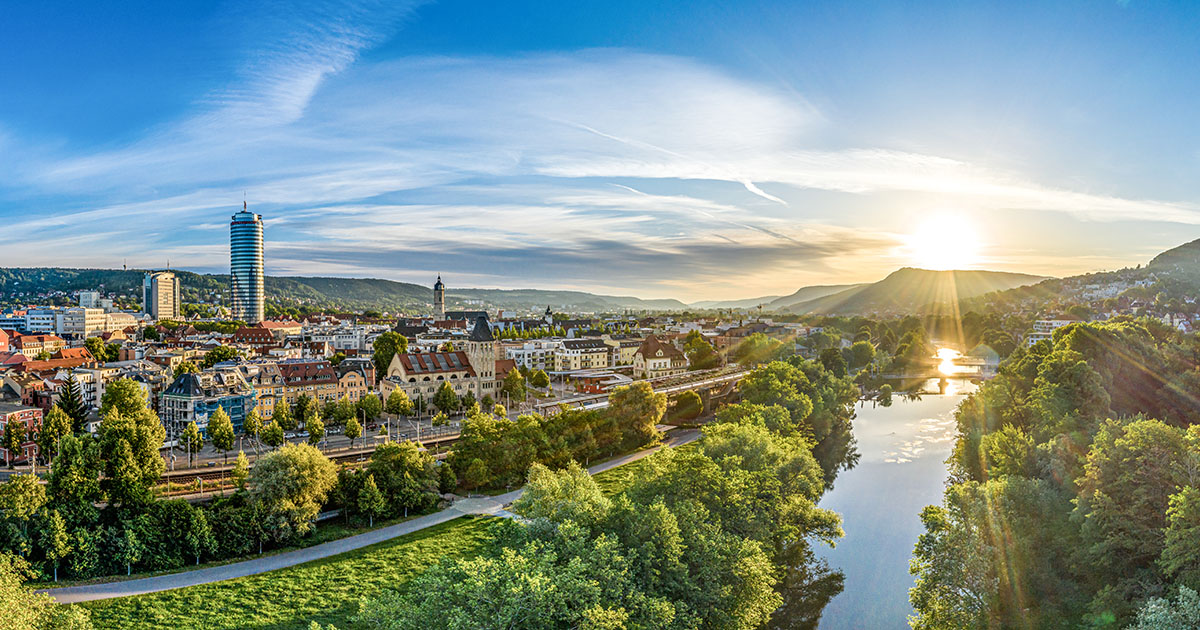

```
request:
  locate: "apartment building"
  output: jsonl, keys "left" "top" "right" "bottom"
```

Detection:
{"left": 554, "top": 338, "right": 611, "bottom": 372}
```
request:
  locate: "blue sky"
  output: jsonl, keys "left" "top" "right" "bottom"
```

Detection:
{"left": 2, "top": 0, "right": 1199, "bottom": 301}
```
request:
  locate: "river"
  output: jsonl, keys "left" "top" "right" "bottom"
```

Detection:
{"left": 815, "top": 378, "right": 975, "bottom": 630}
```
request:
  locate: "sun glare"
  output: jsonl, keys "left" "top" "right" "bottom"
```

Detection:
{"left": 907, "top": 215, "right": 982, "bottom": 270}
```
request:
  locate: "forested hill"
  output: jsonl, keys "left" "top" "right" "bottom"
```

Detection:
{"left": 1148, "top": 237, "right": 1200, "bottom": 270}
{"left": 0, "top": 267, "right": 687, "bottom": 312}
{"left": 785, "top": 268, "right": 1048, "bottom": 315}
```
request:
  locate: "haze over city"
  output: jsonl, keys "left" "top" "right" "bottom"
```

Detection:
{"left": 3, "top": 1, "right": 1199, "bottom": 300}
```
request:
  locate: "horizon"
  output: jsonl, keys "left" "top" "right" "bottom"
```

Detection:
{"left": 4, "top": 1, "right": 1200, "bottom": 300}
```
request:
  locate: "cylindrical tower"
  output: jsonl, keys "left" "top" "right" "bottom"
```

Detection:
{"left": 230, "top": 205, "right": 264, "bottom": 324}
{"left": 433, "top": 275, "right": 445, "bottom": 319}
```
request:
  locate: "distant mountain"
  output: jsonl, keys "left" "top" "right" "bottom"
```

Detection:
{"left": 785, "top": 268, "right": 1049, "bottom": 315}
{"left": 689, "top": 295, "right": 783, "bottom": 310}
{"left": 0, "top": 267, "right": 686, "bottom": 313}
{"left": 767, "top": 284, "right": 868, "bottom": 311}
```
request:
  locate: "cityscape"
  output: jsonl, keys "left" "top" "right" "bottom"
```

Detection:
{"left": 4, "top": 3, "right": 1200, "bottom": 630}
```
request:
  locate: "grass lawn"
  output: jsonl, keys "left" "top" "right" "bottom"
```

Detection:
{"left": 76, "top": 443, "right": 687, "bottom": 629}
{"left": 79, "top": 517, "right": 492, "bottom": 630}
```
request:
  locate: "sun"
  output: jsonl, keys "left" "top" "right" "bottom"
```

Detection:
{"left": 905, "top": 214, "right": 982, "bottom": 270}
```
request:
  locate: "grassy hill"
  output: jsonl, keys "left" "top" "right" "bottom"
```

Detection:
{"left": 786, "top": 268, "right": 1049, "bottom": 315}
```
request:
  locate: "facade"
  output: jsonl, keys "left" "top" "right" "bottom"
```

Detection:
{"left": 0, "top": 403, "right": 42, "bottom": 464}
{"left": 278, "top": 359, "right": 339, "bottom": 407}
{"left": 1026, "top": 319, "right": 1077, "bottom": 347}
{"left": 24, "top": 308, "right": 60, "bottom": 333}
{"left": 61, "top": 307, "right": 106, "bottom": 338}
{"left": 379, "top": 316, "right": 501, "bottom": 403}
{"left": 142, "top": 271, "right": 181, "bottom": 320}
{"left": 236, "top": 362, "right": 283, "bottom": 420}
{"left": 504, "top": 339, "right": 561, "bottom": 371}
{"left": 602, "top": 335, "right": 643, "bottom": 366}
{"left": 433, "top": 275, "right": 445, "bottom": 320}
{"left": 633, "top": 335, "right": 688, "bottom": 379}
{"left": 78, "top": 291, "right": 101, "bottom": 308}
{"left": 160, "top": 369, "right": 256, "bottom": 436}
{"left": 11, "top": 334, "right": 66, "bottom": 357}
{"left": 230, "top": 206, "right": 265, "bottom": 324}
{"left": 554, "top": 338, "right": 611, "bottom": 372}
{"left": 335, "top": 360, "right": 372, "bottom": 404}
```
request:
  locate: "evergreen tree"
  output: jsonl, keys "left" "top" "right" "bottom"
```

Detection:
{"left": 57, "top": 376, "right": 87, "bottom": 434}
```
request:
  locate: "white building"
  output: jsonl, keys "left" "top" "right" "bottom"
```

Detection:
{"left": 61, "top": 308, "right": 107, "bottom": 338}
{"left": 504, "top": 339, "right": 562, "bottom": 371}
{"left": 25, "top": 308, "right": 61, "bottom": 333}
{"left": 1026, "top": 319, "right": 1077, "bottom": 346}
{"left": 78, "top": 291, "right": 101, "bottom": 308}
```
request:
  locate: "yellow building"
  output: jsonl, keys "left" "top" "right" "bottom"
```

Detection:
{"left": 554, "top": 338, "right": 611, "bottom": 372}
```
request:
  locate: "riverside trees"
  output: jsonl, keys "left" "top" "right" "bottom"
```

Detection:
{"left": 910, "top": 319, "right": 1200, "bottom": 629}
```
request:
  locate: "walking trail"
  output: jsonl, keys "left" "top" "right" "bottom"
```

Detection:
{"left": 44, "top": 429, "right": 698, "bottom": 604}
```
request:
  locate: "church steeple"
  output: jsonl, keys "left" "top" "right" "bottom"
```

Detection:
{"left": 433, "top": 275, "right": 445, "bottom": 319}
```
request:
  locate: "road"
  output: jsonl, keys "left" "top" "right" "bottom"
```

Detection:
{"left": 43, "top": 428, "right": 700, "bottom": 604}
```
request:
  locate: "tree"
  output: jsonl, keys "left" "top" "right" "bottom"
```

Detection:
{"left": 2, "top": 421, "right": 25, "bottom": 467}
{"left": 0, "top": 474, "right": 46, "bottom": 537}
{"left": 367, "top": 442, "right": 439, "bottom": 517}
{"left": 529, "top": 369, "right": 551, "bottom": 389}
{"left": 670, "top": 390, "right": 703, "bottom": 422}
{"left": 180, "top": 506, "right": 215, "bottom": 565}
{"left": 200, "top": 345, "right": 240, "bottom": 368}
{"left": 208, "top": 406, "right": 235, "bottom": 464}
{"left": 386, "top": 389, "right": 414, "bottom": 416}
{"left": 231, "top": 450, "right": 250, "bottom": 491}
{"left": 734, "top": 332, "right": 784, "bottom": 365}
{"left": 307, "top": 415, "right": 325, "bottom": 447}
{"left": 847, "top": 340, "right": 876, "bottom": 369}
{"left": 57, "top": 376, "right": 87, "bottom": 433}
{"left": 333, "top": 396, "right": 355, "bottom": 426}
{"left": 606, "top": 382, "right": 666, "bottom": 448}
{"left": 142, "top": 325, "right": 160, "bottom": 341}
{"left": 1128, "top": 586, "right": 1200, "bottom": 630}
{"left": 432, "top": 382, "right": 460, "bottom": 415}
{"left": 357, "top": 393, "right": 382, "bottom": 421}
{"left": 46, "top": 435, "right": 102, "bottom": 521}
{"left": 0, "top": 553, "right": 94, "bottom": 628}
{"left": 432, "top": 412, "right": 449, "bottom": 427}
{"left": 243, "top": 407, "right": 263, "bottom": 454}
{"left": 683, "top": 331, "right": 721, "bottom": 370}
{"left": 112, "top": 525, "right": 144, "bottom": 575}
{"left": 357, "top": 473, "right": 385, "bottom": 527}
{"left": 372, "top": 332, "right": 408, "bottom": 383}
{"left": 492, "top": 403, "right": 507, "bottom": 419}
{"left": 96, "top": 391, "right": 166, "bottom": 506}
{"left": 83, "top": 337, "right": 106, "bottom": 362}
{"left": 345, "top": 416, "right": 362, "bottom": 449}
{"left": 39, "top": 509, "right": 70, "bottom": 582}
{"left": 173, "top": 361, "right": 199, "bottom": 378}
{"left": 438, "top": 464, "right": 457, "bottom": 494}
{"left": 181, "top": 421, "right": 203, "bottom": 468}
{"left": 260, "top": 421, "right": 285, "bottom": 449}
{"left": 289, "top": 395, "right": 311, "bottom": 430}
{"left": 819, "top": 348, "right": 847, "bottom": 378}
{"left": 37, "top": 406, "right": 72, "bottom": 463}
{"left": 250, "top": 443, "right": 337, "bottom": 540}
{"left": 500, "top": 368, "right": 526, "bottom": 402}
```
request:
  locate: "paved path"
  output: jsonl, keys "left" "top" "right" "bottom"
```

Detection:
{"left": 44, "top": 429, "right": 699, "bottom": 604}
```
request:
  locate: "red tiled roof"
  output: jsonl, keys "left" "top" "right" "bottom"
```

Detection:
{"left": 637, "top": 335, "right": 685, "bottom": 360}
{"left": 278, "top": 360, "right": 337, "bottom": 384}
{"left": 395, "top": 351, "right": 476, "bottom": 377}
{"left": 51, "top": 348, "right": 93, "bottom": 361}
{"left": 494, "top": 358, "right": 517, "bottom": 377}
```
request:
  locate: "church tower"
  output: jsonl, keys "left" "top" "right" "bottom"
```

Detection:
{"left": 433, "top": 275, "right": 445, "bottom": 320}
{"left": 464, "top": 316, "right": 499, "bottom": 380}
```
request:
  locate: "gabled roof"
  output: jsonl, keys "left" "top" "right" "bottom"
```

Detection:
{"left": 468, "top": 316, "right": 494, "bottom": 342}
{"left": 393, "top": 351, "right": 476, "bottom": 376}
{"left": 637, "top": 335, "right": 685, "bottom": 361}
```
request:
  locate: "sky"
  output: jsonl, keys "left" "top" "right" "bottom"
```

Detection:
{"left": 3, "top": 0, "right": 1200, "bottom": 302}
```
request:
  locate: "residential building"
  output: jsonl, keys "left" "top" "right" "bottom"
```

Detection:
{"left": 25, "top": 308, "right": 61, "bottom": 334}
{"left": 61, "top": 307, "right": 106, "bottom": 338}
{"left": 236, "top": 361, "right": 283, "bottom": 420}
{"left": 504, "top": 339, "right": 561, "bottom": 371}
{"left": 142, "top": 271, "right": 181, "bottom": 320}
{"left": 1026, "top": 319, "right": 1077, "bottom": 346}
{"left": 230, "top": 205, "right": 265, "bottom": 324}
{"left": 335, "top": 360, "right": 372, "bottom": 404}
{"left": 10, "top": 334, "right": 66, "bottom": 357}
{"left": 278, "top": 359, "right": 339, "bottom": 407}
{"left": 554, "top": 338, "right": 611, "bottom": 372}
{"left": 0, "top": 403, "right": 42, "bottom": 464}
{"left": 633, "top": 335, "right": 688, "bottom": 379}
{"left": 160, "top": 369, "right": 257, "bottom": 436}
{"left": 602, "top": 335, "right": 643, "bottom": 366}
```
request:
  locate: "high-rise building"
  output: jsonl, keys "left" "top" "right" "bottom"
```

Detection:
{"left": 78, "top": 291, "right": 101, "bottom": 308}
{"left": 231, "top": 204, "right": 264, "bottom": 324}
{"left": 142, "top": 271, "right": 180, "bottom": 320}
{"left": 433, "top": 275, "right": 445, "bottom": 319}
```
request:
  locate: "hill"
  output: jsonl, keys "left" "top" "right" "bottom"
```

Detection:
{"left": 786, "top": 268, "right": 1049, "bottom": 315}
{"left": 0, "top": 268, "right": 686, "bottom": 313}
{"left": 1148, "top": 237, "right": 1200, "bottom": 270}
{"left": 767, "top": 284, "right": 867, "bottom": 311}
{"left": 688, "top": 295, "right": 783, "bottom": 310}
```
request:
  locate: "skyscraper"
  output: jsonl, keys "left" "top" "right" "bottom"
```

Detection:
{"left": 231, "top": 203, "right": 264, "bottom": 324}
{"left": 142, "top": 271, "right": 180, "bottom": 320}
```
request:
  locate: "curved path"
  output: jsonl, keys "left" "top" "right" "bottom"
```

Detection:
{"left": 44, "top": 429, "right": 699, "bottom": 604}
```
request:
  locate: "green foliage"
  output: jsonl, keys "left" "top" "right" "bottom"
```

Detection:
{"left": 343, "top": 416, "right": 362, "bottom": 448}
{"left": 57, "top": 376, "right": 88, "bottom": 434}
{"left": 274, "top": 399, "right": 296, "bottom": 432}
{"left": 1128, "top": 587, "right": 1200, "bottom": 630}
{"left": 372, "top": 332, "right": 408, "bottom": 383}
{"left": 683, "top": 330, "right": 721, "bottom": 370}
{"left": 669, "top": 390, "right": 703, "bottom": 422}
{"left": 96, "top": 386, "right": 166, "bottom": 506}
{"left": 261, "top": 421, "right": 285, "bottom": 449}
{"left": 357, "top": 393, "right": 382, "bottom": 421}
{"left": 734, "top": 332, "right": 784, "bottom": 365}
{"left": 431, "top": 382, "right": 459, "bottom": 415}
{"left": 306, "top": 415, "right": 325, "bottom": 447}
{"left": 385, "top": 389, "right": 414, "bottom": 416}
{"left": 819, "top": 347, "right": 847, "bottom": 377}
{"left": 250, "top": 444, "right": 337, "bottom": 541}
{"left": 356, "top": 474, "right": 385, "bottom": 527}
{"left": 231, "top": 451, "right": 250, "bottom": 491}
{"left": 200, "top": 345, "right": 241, "bottom": 369}
{"left": 366, "top": 442, "right": 439, "bottom": 518}
{"left": 528, "top": 368, "right": 550, "bottom": 389}
{"left": 606, "top": 382, "right": 666, "bottom": 449}
{"left": 846, "top": 340, "right": 876, "bottom": 369}
{"left": 500, "top": 367, "right": 526, "bottom": 402}
{"left": 173, "top": 361, "right": 199, "bottom": 378}
{"left": 1, "top": 421, "right": 25, "bottom": 466}
{"left": 0, "top": 552, "right": 93, "bottom": 627}
{"left": 208, "top": 406, "right": 236, "bottom": 457}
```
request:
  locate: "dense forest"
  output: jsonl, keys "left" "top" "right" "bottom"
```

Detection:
{"left": 910, "top": 318, "right": 1200, "bottom": 628}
